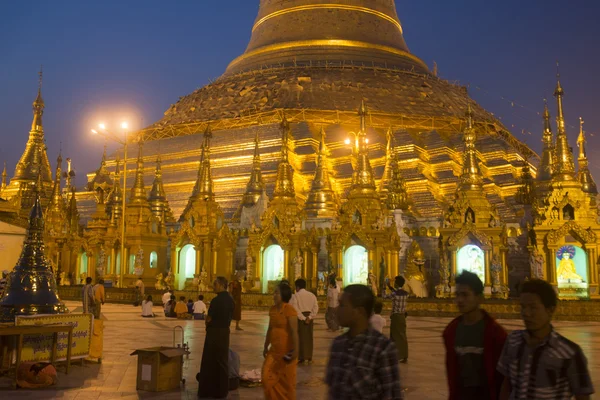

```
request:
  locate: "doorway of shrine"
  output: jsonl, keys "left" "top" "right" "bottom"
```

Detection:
{"left": 79, "top": 252, "right": 88, "bottom": 279}
{"left": 343, "top": 245, "right": 368, "bottom": 286}
{"left": 178, "top": 244, "right": 196, "bottom": 290}
{"left": 262, "top": 244, "right": 284, "bottom": 293}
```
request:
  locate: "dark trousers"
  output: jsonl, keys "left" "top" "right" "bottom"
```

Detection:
{"left": 197, "top": 327, "right": 230, "bottom": 398}
{"left": 390, "top": 313, "right": 408, "bottom": 360}
{"left": 298, "top": 311, "right": 314, "bottom": 361}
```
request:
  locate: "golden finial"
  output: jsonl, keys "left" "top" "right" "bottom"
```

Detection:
{"left": 149, "top": 151, "right": 174, "bottom": 222}
{"left": 1, "top": 161, "right": 7, "bottom": 190}
{"left": 272, "top": 115, "right": 296, "bottom": 202}
{"left": 47, "top": 152, "right": 65, "bottom": 215}
{"left": 305, "top": 126, "right": 338, "bottom": 217}
{"left": 359, "top": 99, "right": 368, "bottom": 134}
{"left": 576, "top": 116, "right": 597, "bottom": 194}
{"left": 196, "top": 125, "right": 215, "bottom": 200}
{"left": 552, "top": 68, "right": 576, "bottom": 181}
{"left": 577, "top": 117, "right": 586, "bottom": 160}
{"left": 280, "top": 114, "right": 290, "bottom": 162}
{"left": 379, "top": 127, "right": 394, "bottom": 196}
{"left": 384, "top": 133, "right": 411, "bottom": 211}
{"left": 538, "top": 99, "right": 555, "bottom": 183}
{"left": 129, "top": 138, "right": 148, "bottom": 204}
{"left": 349, "top": 101, "right": 377, "bottom": 197}
{"left": 459, "top": 104, "right": 483, "bottom": 190}
{"left": 240, "top": 130, "right": 265, "bottom": 207}
{"left": 31, "top": 67, "right": 45, "bottom": 131}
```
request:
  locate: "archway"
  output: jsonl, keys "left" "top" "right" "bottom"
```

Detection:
{"left": 343, "top": 245, "right": 368, "bottom": 286}
{"left": 178, "top": 244, "right": 196, "bottom": 290}
{"left": 79, "top": 252, "right": 88, "bottom": 277}
{"left": 262, "top": 245, "right": 284, "bottom": 293}
{"left": 150, "top": 251, "right": 158, "bottom": 269}
{"left": 115, "top": 251, "right": 121, "bottom": 275}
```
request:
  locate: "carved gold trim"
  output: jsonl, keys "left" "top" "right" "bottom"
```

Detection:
{"left": 227, "top": 40, "right": 428, "bottom": 71}
{"left": 253, "top": 4, "right": 404, "bottom": 34}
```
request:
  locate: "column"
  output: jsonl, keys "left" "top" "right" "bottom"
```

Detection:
{"left": 195, "top": 247, "right": 201, "bottom": 276}
{"left": 302, "top": 249, "right": 308, "bottom": 279}
{"left": 450, "top": 247, "right": 457, "bottom": 293}
{"left": 283, "top": 250, "right": 290, "bottom": 280}
{"left": 311, "top": 247, "right": 318, "bottom": 290}
{"left": 211, "top": 240, "right": 218, "bottom": 278}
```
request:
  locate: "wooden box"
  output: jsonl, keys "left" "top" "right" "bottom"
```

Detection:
{"left": 130, "top": 347, "right": 186, "bottom": 392}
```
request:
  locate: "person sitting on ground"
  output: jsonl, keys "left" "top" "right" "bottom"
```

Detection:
{"left": 370, "top": 301, "right": 386, "bottom": 333}
{"left": 142, "top": 295, "right": 155, "bottom": 318}
{"left": 165, "top": 294, "right": 177, "bottom": 318}
{"left": 162, "top": 289, "right": 172, "bottom": 307}
{"left": 175, "top": 295, "right": 190, "bottom": 319}
{"left": 187, "top": 299, "right": 194, "bottom": 314}
{"left": 193, "top": 295, "right": 207, "bottom": 320}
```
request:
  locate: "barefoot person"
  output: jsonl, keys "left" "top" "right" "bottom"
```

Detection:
{"left": 384, "top": 276, "right": 409, "bottom": 362}
{"left": 290, "top": 278, "right": 318, "bottom": 364}
{"left": 325, "top": 284, "right": 403, "bottom": 399}
{"left": 262, "top": 283, "right": 299, "bottom": 399}
{"left": 197, "top": 276, "right": 235, "bottom": 399}
{"left": 498, "top": 279, "right": 594, "bottom": 400}
{"left": 443, "top": 271, "right": 507, "bottom": 400}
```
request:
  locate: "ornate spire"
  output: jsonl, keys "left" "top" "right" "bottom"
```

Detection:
{"left": 12, "top": 69, "right": 52, "bottom": 184}
{"left": 66, "top": 187, "right": 79, "bottom": 235}
{"left": 349, "top": 101, "right": 377, "bottom": 197}
{"left": 129, "top": 139, "right": 148, "bottom": 204}
{"left": 383, "top": 136, "right": 411, "bottom": 211}
{"left": 196, "top": 125, "right": 215, "bottom": 200}
{"left": 459, "top": 103, "right": 484, "bottom": 190}
{"left": 88, "top": 139, "right": 113, "bottom": 192}
{"left": 552, "top": 69, "right": 576, "bottom": 181}
{"left": 0, "top": 184, "right": 68, "bottom": 322}
{"left": 241, "top": 130, "right": 265, "bottom": 207}
{"left": 272, "top": 115, "right": 296, "bottom": 202}
{"left": 305, "top": 127, "right": 338, "bottom": 217}
{"left": 538, "top": 99, "right": 555, "bottom": 182}
{"left": 107, "top": 158, "right": 123, "bottom": 221}
{"left": 148, "top": 154, "right": 174, "bottom": 222}
{"left": 516, "top": 161, "right": 536, "bottom": 205}
{"left": 379, "top": 127, "right": 394, "bottom": 199}
{"left": 1, "top": 162, "right": 6, "bottom": 190}
{"left": 47, "top": 152, "right": 66, "bottom": 217}
{"left": 577, "top": 117, "right": 597, "bottom": 194}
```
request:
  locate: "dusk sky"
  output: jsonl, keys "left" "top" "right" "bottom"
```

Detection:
{"left": 1, "top": 0, "right": 599, "bottom": 186}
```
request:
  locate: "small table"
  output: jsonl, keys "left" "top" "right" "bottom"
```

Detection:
{"left": 0, "top": 324, "right": 74, "bottom": 387}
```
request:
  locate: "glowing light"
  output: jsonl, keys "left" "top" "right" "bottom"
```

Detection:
{"left": 344, "top": 139, "right": 351, "bottom": 145}
{"left": 366, "top": 138, "right": 369, "bottom": 144}
{"left": 121, "top": 122, "right": 129, "bottom": 129}
{"left": 98, "top": 123, "right": 106, "bottom": 130}
{"left": 91, "top": 129, "right": 98, "bottom": 134}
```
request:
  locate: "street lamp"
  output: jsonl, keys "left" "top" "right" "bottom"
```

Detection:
{"left": 91, "top": 122, "right": 129, "bottom": 288}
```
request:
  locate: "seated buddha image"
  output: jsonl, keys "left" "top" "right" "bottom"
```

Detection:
{"left": 556, "top": 246, "right": 584, "bottom": 283}
{"left": 467, "top": 246, "right": 485, "bottom": 281}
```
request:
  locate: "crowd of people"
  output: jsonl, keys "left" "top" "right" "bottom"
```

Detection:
{"left": 82, "top": 271, "right": 595, "bottom": 400}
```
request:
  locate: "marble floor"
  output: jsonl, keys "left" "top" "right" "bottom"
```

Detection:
{"left": 0, "top": 301, "right": 598, "bottom": 399}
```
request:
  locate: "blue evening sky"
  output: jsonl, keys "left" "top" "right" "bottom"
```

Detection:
{"left": 1, "top": 1, "right": 599, "bottom": 185}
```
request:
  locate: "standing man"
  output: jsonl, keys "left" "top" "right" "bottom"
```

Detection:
{"left": 326, "top": 284, "right": 403, "bottom": 399}
{"left": 385, "top": 276, "right": 409, "bottom": 362}
{"left": 443, "top": 271, "right": 507, "bottom": 400}
{"left": 229, "top": 273, "right": 243, "bottom": 331}
{"left": 498, "top": 279, "right": 594, "bottom": 400}
{"left": 82, "top": 277, "right": 95, "bottom": 315}
{"left": 93, "top": 279, "right": 106, "bottom": 320}
{"left": 134, "top": 278, "right": 145, "bottom": 307}
{"left": 197, "top": 276, "right": 235, "bottom": 399}
{"left": 290, "top": 278, "right": 318, "bottom": 364}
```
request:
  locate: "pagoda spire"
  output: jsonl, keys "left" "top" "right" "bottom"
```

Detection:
{"left": 379, "top": 127, "right": 394, "bottom": 199}
{"left": 88, "top": 139, "right": 113, "bottom": 191}
{"left": 129, "top": 139, "right": 148, "bottom": 204}
{"left": 66, "top": 187, "right": 79, "bottom": 235}
{"left": 459, "top": 103, "right": 484, "bottom": 190}
{"left": 538, "top": 99, "right": 555, "bottom": 182}
{"left": 349, "top": 101, "right": 377, "bottom": 197}
{"left": 384, "top": 136, "right": 411, "bottom": 211}
{"left": 12, "top": 69, "right": 52, "bottom": 184}
{"left": 196, "top": 125, "right": 215, "bottom": 200}
{"left": 148, "top": 154, "right": 174, "bottom": 222}
{"left": 552, "top": 69, "right": 576, "bottom": 181}
{"left": 305, "top": 126, "right": 338, "bottom": 217}
{"left": 516, "top": 161, "right": 536, "bottom": 205}
{"left": 1, "top": 162, "right": 7, "bottom": 190}
{"left": 107, "top": 158, "right": 123, "bottom": 221}
{"left": 47, "top": 152, "right": 66, "bottom": 216}
{"left": 272, "top": 115, "right": 296, "bottom": 202}
{"left": 241, "top": 130, "right": 265, "bottom": 207}
{"left": 577, "top": 117, "right": 597, "bottom": 194}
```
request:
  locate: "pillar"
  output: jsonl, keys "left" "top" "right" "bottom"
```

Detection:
{"left": 311, "top": 247, "right": 318, "bottom": 290}
{"left": 283, "top": 250, "right": 290, "bottom": 280}
{"left": 195, "top": 247, "right": 201, "bottom": 276}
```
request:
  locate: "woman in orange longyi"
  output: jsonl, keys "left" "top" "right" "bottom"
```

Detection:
{"left": 262, "top": 283, "right": 299, "bottom": 400}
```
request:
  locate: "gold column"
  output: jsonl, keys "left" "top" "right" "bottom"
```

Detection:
{"left": 548, "top": 247, "right": 557, "bottom": 286}
{"left": 195, "top": 247, "right": 201, "bottom": 276}
{"left": 484, "top": 250, "right": 491, "bottom": 287}
{"left": 337, "top": 248, "right": 343, "bottom": 282}
{"left": 311, "top": 248, "right": 318, "bottom": 289}
{"left": 256, "top": 247, "right": 263, "bottom": 289}
{"left": 211, "top": 240, "right": 218, "bottom": 278}
{"left": 450, "top": 247, "right": 457, "bottom": 292}
{"left": 368, "top": 250, "right": 375, "bottom": 272}
{"left": 110, "top": 248, "right": 116, "bottom": 275}
{"left": 302, "top": 249, "right": 308, "bottom": 279}
{"left": 283, "top": 250, "right": 290, "bottom": 280}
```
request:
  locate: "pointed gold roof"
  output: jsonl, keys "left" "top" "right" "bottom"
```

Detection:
{"left": 378, "top": 127, "right": 394, "bottom": 199}
{"left": 459, "top": 104, "right": 484, "bottom": 190}
{"left": 148, "top": 154, "right": 175, "bottom": 222}
{"left": 272, "top": 116, "right": 296, "bottom": 202}
{"left": 226, "top": 0, "right": 427, "bottom": 75}
{"left": 538, "top": 100, "right": 555, "bottom": 183}
{"left": 196, "top": 126, "right": 215, "bottom": 200}
{"left": 46, "top": 153, "right": 66, "bottom": 219}
{"left": 383, "top": 136, "right": 410, "bottom": 211}
{"left": 88, "top": 140, "right": 113, "bottom": 191}
{"left": 129, "top": 140, "right": 149, "bottom": 205}
{"left": 552, "top": 75, "right": 576, "bottom": 182}
{"left": 11, "top": 72, "right": 52, "bottom": 185}
{"left": 241, "top": 130, "right": 265, "bottom": 207}
{"left": 1, "top": 162, "right": 6, "bottom": 190}
{"left": 349, "top": 101, "right": 377, "bottom": 198}
{"left": 305, "top": 127, "right": 338, "bottom": 217}
{"left": 577, "top": 117, "right": 597, "bottom": 194}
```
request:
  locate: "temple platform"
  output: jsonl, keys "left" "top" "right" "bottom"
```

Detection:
{"left": 57, "top": 286, "right": 600, "bottom": 321}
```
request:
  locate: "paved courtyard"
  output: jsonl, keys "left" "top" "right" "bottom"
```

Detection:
{"left": 0, "top": 301, "right": 598, "bottom": 399}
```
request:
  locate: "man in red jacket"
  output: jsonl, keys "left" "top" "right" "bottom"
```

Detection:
{"left": 443, "top": 271, "right": 507, "bottom": 400}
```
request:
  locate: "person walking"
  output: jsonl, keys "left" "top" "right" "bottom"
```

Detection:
{"left": 443, "top": 271, "right": 507, "bottom": 400}
{"left": 229, "top": 273, "right": 243, "bottom": 331}
{"left": 384, "top": 276, "right": 409, "bottom": 362}
{"left": 325, "top": 284, "right": 403, "bottom": 399}
{"left": 82, "top": 277, "right": 95, "bottom": 315}
{"left": 325, "top": 277, "right": 340, "bottom": 331}
{"left": 93, "top": 279, "right": 105, "bottom": 319}
{"left": 289, "top": 278, "right": 318, "bottom": 364}
{"left": 262, "top": 283, "right": 299, "bottom": 399}
{"left": 498, "top": 279, "right": 594, "bottom": 400}
{"left": 197, "top": 276, "right": 235, "bottom": 399}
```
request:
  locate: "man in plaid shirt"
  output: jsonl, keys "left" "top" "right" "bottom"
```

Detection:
{"left": 385, "top": 276, "right": 409, "bottom": 362}
{"left": 325, "top": 284, "right": 403, "bottom": 400}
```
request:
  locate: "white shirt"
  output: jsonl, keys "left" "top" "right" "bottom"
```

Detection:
{"left": 193, "top": 300, "right": 207, "bottom": 314}
{"left": 369, "top": 314, "right": 386, "bottom": 333}
{"left": 162, "top": 292, "right": 171, "bottom": 305}
{"left": 290, "top": 288, "right": 319, "bottom": 321}
{"left": 327, "top": 286, "right": 340, "bottom": 308}
{"left": 141, "top": 300, "right": 154, "bottom": 316}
